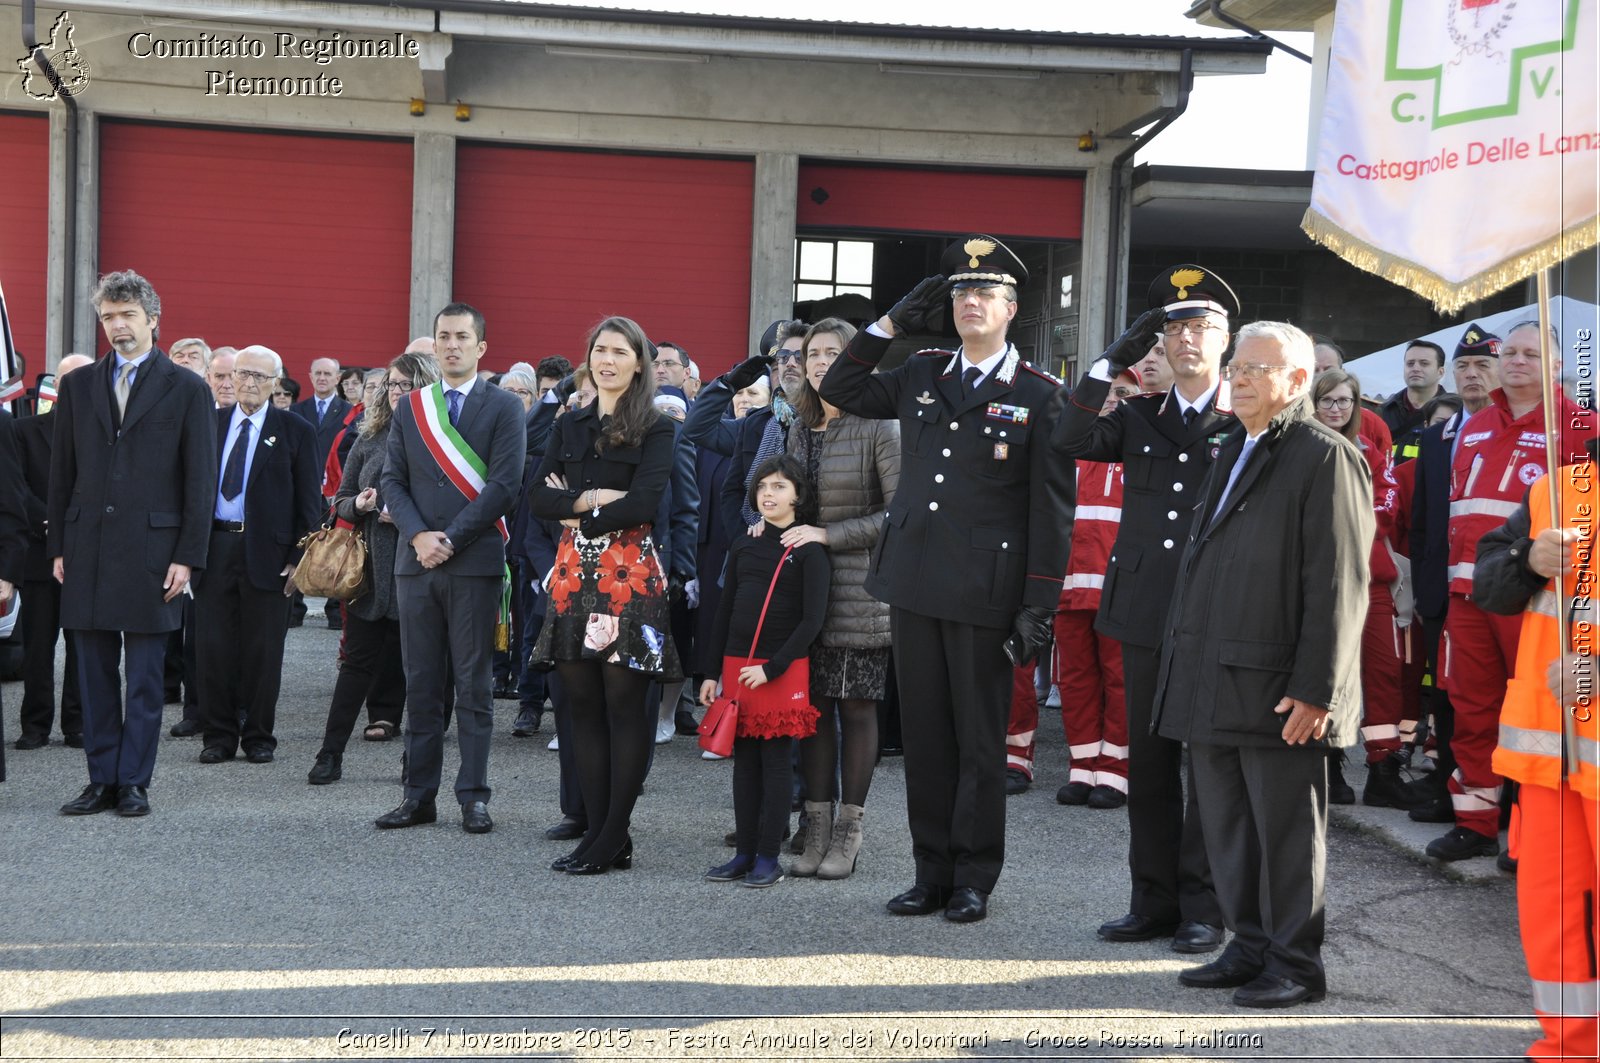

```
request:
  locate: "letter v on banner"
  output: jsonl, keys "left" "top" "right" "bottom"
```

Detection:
{"left": 409, "top": 384, "right": 509, "bottom": 543}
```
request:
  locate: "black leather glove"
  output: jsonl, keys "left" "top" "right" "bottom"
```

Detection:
{"left": 1003, "top": 605, "right": 1054, "bottom": 667}
{"left": 1104, "top": 307, "right": 1169, "bottom": 372}
{"left": 886, "top": 274, "right": 950, "bottom": 335}
{"left": 668, "top": 571, "right": 690, "bottom": 605}
{"left": 551, "top": 372, "right": 578, "bottom": 405}
{"left": 723, "top": 354, "right": 774, "bottom": 392}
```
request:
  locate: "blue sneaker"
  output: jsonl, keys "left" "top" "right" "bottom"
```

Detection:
{"left": 706, "top": 855, "right": 754, "bottom": 882}
{"left": 741, "top": 857, "right": 785, "bottom": 889}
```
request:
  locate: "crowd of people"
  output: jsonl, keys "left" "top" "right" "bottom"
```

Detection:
{"left": 0, "top": 239, "right": 1593, "bottom": 1057}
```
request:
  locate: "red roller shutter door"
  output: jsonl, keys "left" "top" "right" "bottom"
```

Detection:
{"left": 797, "top": 163, "right": 1083, "bottom": 241}
{"left": 98, "top": 121, "right": 413, "bottom": 382}
{"left": 0, "top": 112, "right": 51, "bottom": 372}
{"left": 455, "top": 145, "right": 753, "bottom": 377}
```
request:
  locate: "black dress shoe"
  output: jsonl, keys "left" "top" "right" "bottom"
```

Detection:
{"left": 1004, "top": 768, "right": 1031, "bottom": 796}
{"left": 169, "top": 719, "right": 201, "bottom": 738}
{"left": 1057, "top": 781, "right": 1092, "bottom": 805}
{"left": 1497, "top": 850, "right": 1518, "bottom": 873}
{"left": 1172, "top": 920, "right": 1226, "bottom": 954}
{"left": 944, "top": 886, "right": 989, "bottom": 923}
{"left": 115, "top": 785, "right": 151, "bottom": 817}
{"left": 63, "top": 734, "right": 84, "bottom": 749}
{"left": 198, "top": 746, "right": 233, "bottom": 764}
{"left": 674, "top": 709, "right": 699, "bottom": 736}
{"left": 1097, "top": 912, "right": 1179, "bottom": 942}
{"left": 544, "top": 816, "right": 586, "bottom": 840}
{"left": 551, "top": 849, "right": 584, "bottom": 872}
{"left": 13, "top": 733, "right": 48, "bottom": 750}
{"left": 565, "top": 839, "right": 633, "bottom": 875}
{"left": 461, "top": 801, "right": 493, "bottom": 834}
{"left": 61, "top": 783, "right": 119, "bottom": 816}
{"left": 245, "top": 748, "right": 274, "bottom": 764}
{"left": 512, "top": 707, "right": 543, "bottom": 736}
{"left": 307, "top": 752, "right": 342, "bottom": 785}
{"left": 1232, "top": 973, "right": 1325, "bottom": 1008}
{"left": 492, "top": 677, "right": 517, "bottom": 700}
{"left": 1087, "top": 784, "right": 1127, "bottom": 809}
{"left": 375, "top": 799, "right": 437, "bottom": 829}
{"left": 886, "top": 883, "right": 951, "bottom": 916}
{"left": 1178, "top": 955, "right": 1262, "bottom": 988}
{"left": 706, "top": 855, "right": 754, "bottom": 882}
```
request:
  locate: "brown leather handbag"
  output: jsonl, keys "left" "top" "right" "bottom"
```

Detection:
{"left": 292, "top": 510, "right": 368, "bottom": 601}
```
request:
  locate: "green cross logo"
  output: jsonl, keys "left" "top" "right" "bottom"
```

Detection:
{"left": 1385, "top": 0, "right": 1579, "bottom": 128}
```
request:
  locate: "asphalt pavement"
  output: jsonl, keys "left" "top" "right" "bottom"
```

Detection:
{"left": 0, "top": 617, "right": 1538, "bottom": 1061}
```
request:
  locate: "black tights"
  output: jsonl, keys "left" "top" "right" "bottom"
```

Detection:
{"left": 733, "top": 736, "right": 794, "bottom": 858}
{"left": 801, "top": 698, "right": 879, "bottom": 807}
{"left": 556, "top": 661, "right": 653, "bottom": 862}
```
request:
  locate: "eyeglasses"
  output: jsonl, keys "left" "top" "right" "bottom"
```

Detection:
{"left": 655, "top": 359, "right": 684, "bottom": 369}
{"left": 1221, "top": 363, "right": 1294, "bottom": 381}
{"left": 503, "top": 387, "right": 533, "bottom": 398}
{"left": 775, "top": 352, "right": 804, "bottom": 365}
{"left": 1162, "top": 320, "right": 1223, "bottom": 337}
{"left": 232, "top": 369, "right": 272, "bottom": 383}
{"left": 1317, "top": 397, "right": 1354, "bottom": 411}
{"left": 385, "top": 380, "right": 414, "bottom": 393}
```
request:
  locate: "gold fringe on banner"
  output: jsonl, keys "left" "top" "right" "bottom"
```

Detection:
{"left": 1301, "top": 208, "right": 1600, "bottom": 315}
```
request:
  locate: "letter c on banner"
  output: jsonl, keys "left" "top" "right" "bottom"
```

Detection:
{"left": 1391, "top": 93, "right": 1419, "bottom": 123}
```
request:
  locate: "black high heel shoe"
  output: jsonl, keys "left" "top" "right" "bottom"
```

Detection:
{"left": 551, "top": 848, "right": 586, "bottom": 872}
{"left": 564, "top": 838, "right": 633, "bottom": 875}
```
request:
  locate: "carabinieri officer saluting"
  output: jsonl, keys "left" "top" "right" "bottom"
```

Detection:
{"left": 820, "top": 235, "right": 1074, "bottom": 924}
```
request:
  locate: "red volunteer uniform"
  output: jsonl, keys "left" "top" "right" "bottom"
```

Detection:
{"left": 1442, "top": 389, "right": 1593, "bottom": 837}
{"left": 1357, "top": 424, "right": 1408, "bottom": 764}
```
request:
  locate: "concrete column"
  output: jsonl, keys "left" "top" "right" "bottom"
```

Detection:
{"left": 70, "top": 108, "right": 99, "bottom": 358}
{"left": 1077, "top": 160, "right": 1118, "bottom": 362}
{"left": 44, "top": 108, "right": 71, "bottom": 368}
{"left": 410, "top": 131, "right": 456, "bottom": 339}
{"left": 748, "top": 152, "right": 798, "bottom": 350}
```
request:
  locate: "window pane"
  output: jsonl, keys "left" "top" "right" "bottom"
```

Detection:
{"left": 1059, "top": 275, "right": 1073, "bottom": 310}
{"left": 835, "top": 241, "right": 874, "bottom": 285}
{"left": 837, "top": 285, "right": 873, "bottom": 298}
{"left": 795, "top": 282, "right": 835, "bottom": 302}
{"left": 798, "top": 241, "right": 834, "bottom": 282}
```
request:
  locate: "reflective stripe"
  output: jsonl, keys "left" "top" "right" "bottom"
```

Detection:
{"left": 1399, "top": 719, "right": 1418, "bottom": 740}
{"left": 1005, "top": 754, "right": 1032, "bottom": 773}
{"left": 1007, "top": 730, "right": 1036, "bottom": 748}
{"left": 1531, "top": 978, "right": 1600, "bottom": 1016}
{"left": 1069, "top": 767, "right": 1095, "bottom": 784}
{"left": 1499, "top": 723, "right": 1600, "bottom": 768}
{"left": 1076, "top": 505, "right": 1123, "bottom": 523}
{"left": 1093, "top": 771, "right": 1129, "bottom": 792}
{"left": 1448, "top": 562, "right": 1476, "bottom": 583}
{"left": 1451, "top": 790, "right": 1501, "bottom": 811}
{"left": 1450, "top": 498, "right": 1523, "bottom": 520}
{"left": 1101, "top": 742, "right": 1130, "bottom": 759}
{"left": 1361, "top": 724, "right": 1401, "bottom": 741}
{"left": 1526, "top": 589, "right": 1560, "bottom": 619}
{"left": 1064, "top": 573, "right": 1105, "bottom": 591}
{"left": 1069, "top": 742, "right": 1102, "bottom": 760}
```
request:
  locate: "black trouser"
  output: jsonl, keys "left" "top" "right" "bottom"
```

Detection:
{"left": 517, "top": 574, "right": 548, "bottom": 711}
{"left": 1121, "top": 642, "right": 1222, "bottom": 925}
{"left": 1190, "top": 741, "right": 1329, "bottom": 990}
{"left": 733, "top": 736, "right": 794, "bottom": 858}
{"left": 319, "top": 611, "right": 404, "bottom": 755}
{"left": 890, "top": 608, "right": 1011, "bottom": 894}
{"left": 197, "top": 531, "right": 292, "bottom": 754}
{"left": 19, "top": 577, "right": 81, "bottom": 740}
{"left": 1418, "top": 614, "right": 1457, "bottom": 782}
{"left": 547, "top": 671, "right": 582, "bottom": 819}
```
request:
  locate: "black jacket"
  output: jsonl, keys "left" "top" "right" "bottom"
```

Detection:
{"left": 1152, "top": 397, "right": 1373, "bottom": 749}
{"left": 1052, "top": 372, "right": 1235, "bottom": 649}
{"left": 1470, "top": 492, "right": 1546, "bottom": 617}
{"left": 291, "top": 394, "right": 353, "bottom": 469}
{"left": 1407, "top": 411, "right": 1462, "bottom": 621}
{"left": 15, "top": 411, "right": 55, "bottom": 581}
{"left": 820, "top": 330, "right": 1074, "bottom": 631}
{"left": 0, "top": 410, "right": 27, "bottom": 585}
{"left": 208, "top": 406, "right": 322, "bottom": 593}
{"left": 529, "top": 403, "right": 677, "bottom": 537}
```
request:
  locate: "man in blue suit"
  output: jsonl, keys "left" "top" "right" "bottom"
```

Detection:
{"left": 196, "top": 345, "right": 321, "bottom": 764}
{"left": 50, "top": 270, "right": 216, "bottom": 817}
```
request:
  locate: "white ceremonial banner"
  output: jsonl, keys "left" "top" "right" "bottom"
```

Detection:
{"left": 1303, "top": 0, "right": 1598, "bottom": 312}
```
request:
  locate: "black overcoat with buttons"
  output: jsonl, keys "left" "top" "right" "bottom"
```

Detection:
{"left": 819, "top": 330, "right": 1074, "bottom": 631}
{"left": 1052, "top": 372, "right": 1235, "bottom": 650}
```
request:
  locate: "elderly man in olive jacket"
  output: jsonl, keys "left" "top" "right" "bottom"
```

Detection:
{"left": 1151, "top": 321, "right": 1372, "bottom": 1009}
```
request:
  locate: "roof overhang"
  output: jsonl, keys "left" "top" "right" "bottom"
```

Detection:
{"left": 1131, "top": 164, "right": 1313, "bottom": 250}
{"left": 1185, "top": 0, "right": 1334, "bottom": 34}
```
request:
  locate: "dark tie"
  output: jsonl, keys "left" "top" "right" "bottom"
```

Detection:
{"left": 962, "top": 366, "right": 981, "bottom": 397}
{"left": 221, "top": 419, "right": 251, "bottom": 501}
{"left": 316, "top": 398, "right": 327, "bottom": 423}
{"left": 1183, "top": 406, "right": 1197, "bottom": 428}
{"left": 447, "top": 389, "right": 462, "bottom": 427}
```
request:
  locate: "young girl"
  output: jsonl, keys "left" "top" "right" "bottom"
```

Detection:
{"left": 700, "top": 455, "right": 831, "bottom": 888}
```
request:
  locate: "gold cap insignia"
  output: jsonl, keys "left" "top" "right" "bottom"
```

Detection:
{"left": 1170, "top": 268, "right": 1205, "bottom": 300}
{"left": 1464, "top": 329, "right": 1480, "bottom": 343}
{"left": 964, "top": 238, "right": 997, "bottom": 269}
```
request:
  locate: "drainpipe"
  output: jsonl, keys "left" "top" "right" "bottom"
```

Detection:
{"left": 1103, "top": 48, "right": 1192, "bottom": 344}
{"left": 22, "top": 0, "right": 78, "bottom": 369}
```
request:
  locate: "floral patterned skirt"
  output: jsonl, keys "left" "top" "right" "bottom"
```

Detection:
{"left": 531, "top": 524, "right": 682, "bottom": 680}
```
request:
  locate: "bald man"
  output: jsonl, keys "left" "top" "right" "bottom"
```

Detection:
{"left": 14, "top": 354, "right": 94, "bottom": 749}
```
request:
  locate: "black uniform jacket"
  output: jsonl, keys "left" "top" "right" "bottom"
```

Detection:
{"left": 47, "top": 349, "right": 217, "bottom": 633}
{"left": 819, "top": 329, "right": 1074, "bottom": 631}
{"left": 1053, "top": 372, "right": 1235, "bottom": 649}
{"left": 1151, "top": 397, "right": 1373, "bottom": 749}
{"left": 15, "top": 411, "right": 56, "bottom": 582}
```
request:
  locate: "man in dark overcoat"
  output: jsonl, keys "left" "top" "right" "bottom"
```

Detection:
{"left": 1051, "top": 265, "right": 1238, "bottom": 953}
{"left": 50, "top": 270, "right": 217, "bottom": 817}
{"left": 821, "top": 235, "right": 1074, "bottom": 923}
{"left": 1152, "top": 321, "right": 1371, "bottom": 1008}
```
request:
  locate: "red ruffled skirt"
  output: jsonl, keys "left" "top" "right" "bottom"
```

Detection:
{"left": 720, "top": 656, "right": 818, "bottom": 740}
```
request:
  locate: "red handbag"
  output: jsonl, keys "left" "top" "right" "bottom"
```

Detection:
{"left": 698, "top": 545, "right": 795, "bottom": 757}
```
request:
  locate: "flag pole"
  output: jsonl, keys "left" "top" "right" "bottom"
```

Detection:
{"left": 1535, "top": 268, "right": 1581, "bottom": 777}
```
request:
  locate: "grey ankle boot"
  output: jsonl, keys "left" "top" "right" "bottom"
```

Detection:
{"left": 790, "top": 800, "right": 834, "bottom": 876}
{"left": 817, "top": 803, "right": 864, "bottom": 880}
